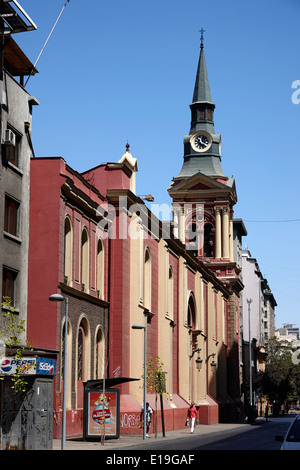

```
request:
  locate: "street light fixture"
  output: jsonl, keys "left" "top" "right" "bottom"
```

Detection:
{"left": 189, "top": 347, "right": 203, "bottom": 370}
{"left": 49, "top": 293, "right": 68, "bottom": 450}
{"left": 131, "top": 323, "right": 147, "bottom": 440}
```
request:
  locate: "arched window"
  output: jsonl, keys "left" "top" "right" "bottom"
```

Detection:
{"left": 187, "top": 294, "right": 196, "bottom": 330}
{"left": 76, "top": 318, "right": 90, "bottom": 408}
{"left": 81, "top": 227, "right": 89, "bottom": 292}
{"left": 77, "top": 325, "right": 85, "bottom": 381}
{"left": 96, "top": 238, "right": 104, "bottom": 299}
{"left": 187, "top": 293, "right": 198, "bottom": 353}
{"left": 77, "top": 318, "right": 90, "bottom": 382}
{"left": 64, "top": 216, "right": 73, "bottom": 284}
{"left": 144, "top": 247, "right": 151, "bottom": 310}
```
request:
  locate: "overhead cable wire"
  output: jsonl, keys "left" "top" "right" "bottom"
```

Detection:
{"left": 244, "top": 219, "right": 300, "bottom": 223}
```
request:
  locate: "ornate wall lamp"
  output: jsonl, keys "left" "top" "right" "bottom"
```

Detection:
{"left": 205, "top": 353, "right": 217, "bottom": 370}
{"left": 190, "top": 348, "right": 217, "bottom": 371}
{"left": 189, "top": 348, "right": 203, "bottom": 370}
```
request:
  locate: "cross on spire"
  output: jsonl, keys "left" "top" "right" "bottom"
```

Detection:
{"left": 199, "top": 28, "right": 205, "bottom": 49}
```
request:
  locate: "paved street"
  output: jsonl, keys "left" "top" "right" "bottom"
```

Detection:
{"left": 122, "top": 416, "right": 292, "bottom": 451}
{"left": 52, "top": 415, "right": 294, "bottom": 451}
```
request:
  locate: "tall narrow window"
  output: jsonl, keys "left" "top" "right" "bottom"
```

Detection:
{"left": 187, "top": 294, "right": 196, "bottom": 330}
{"left": 204, "top": 224, "right": 213, "bottom": 257}
{"left": 81, "top": 227, "right": 89, "bottom": 291}
{"left": 168, "top": 266, "right": 174, "bottom": 319}
{"left": 144, "top": 248, "right": 151, "bottom": 310}
{"left": 198, "top": 108, "right": 205, "bottom": 120}
{"left": 77, "top": 318, "right": 90, "bottom": 383}
{"left": 64, "top": 217, "right": 73, "bottom": 284}
{"left": 77, "top": 325, "right": 84, "bottom": 381}
{"left": 61, "top": 317, "right": 72, "bottom": 409}
{"left": 4, "top": 195, "right": 20, "bottom": 237}
{"left": 2, "top": 267, "right": 18, "bottom": 305}
{"left": 187, "top": 222, "right": 198, "bottom": 256}
{"left": 96, "top": 238, "right": 104, "bottom": 299}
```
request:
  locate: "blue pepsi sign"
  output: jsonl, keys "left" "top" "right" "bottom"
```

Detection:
{"left": 36, "top": 358, "right": 56, "bottom": 375}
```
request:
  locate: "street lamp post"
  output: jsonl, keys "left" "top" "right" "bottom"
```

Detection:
{"left": 49, "top": 294, "right": 68, "bottom": 450}
{"left": 131, "top": 323, "right": 147, "bottom": 440}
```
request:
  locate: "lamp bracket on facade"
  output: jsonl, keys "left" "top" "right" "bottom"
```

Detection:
{"left": 205, "top": 353, "right": 216, "bottom": 367}
{"left": 189, "top": 348, "right": 202, "bottom": 363}
{"left": 143, "top": 308, "right": 154, "bottom": 323}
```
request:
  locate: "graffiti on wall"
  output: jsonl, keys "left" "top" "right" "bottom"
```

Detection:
{"left": 120, "top": 412, "right": 141, "bottom": 429}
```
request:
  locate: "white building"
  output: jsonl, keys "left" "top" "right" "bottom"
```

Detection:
{"left": 242, "top": 249, "right": 276, "bottom": 345}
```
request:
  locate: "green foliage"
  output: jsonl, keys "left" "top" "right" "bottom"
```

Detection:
{"left": 259, "top": 336, "right": 300, "bottom": 410}
{"left": 140, "top": 355, "right": 168, "bottom": 395}
{"left": 146, "top": 355, "right": 167, "bottom": 395}
{"left": 141, "top": 355, "right": 168, "bottom": 437}
{"left": 0, "top": 296, "right": 33, "bottom": 393}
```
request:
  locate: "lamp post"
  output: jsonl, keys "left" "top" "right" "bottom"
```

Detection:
{"left": 49, "top": 294, "right": 68, "bottom": 450}
{"left": 131, "top": 323, "right": 147, "bottom": 440}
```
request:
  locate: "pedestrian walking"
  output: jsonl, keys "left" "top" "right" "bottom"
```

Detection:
{"left": 265, "top": 403, "right": 269, "bottom": 422}
{"left": 140, "top": 402, "right": 153, "bottom": 437}
{"left": 186, "top": 401, "right": 197, "bottom": 434}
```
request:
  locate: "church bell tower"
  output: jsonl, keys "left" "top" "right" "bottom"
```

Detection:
{"left": 168, "top": 32, "right": 243, "bottom": 401}
{"left": 168, "top": 31, "right": 239, "bottom": 281}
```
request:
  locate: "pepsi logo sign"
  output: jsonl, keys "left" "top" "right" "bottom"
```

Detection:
{"left": 0, "top": 357, "right": 36, "bottom": 375}
{"left": 0, "top": 358, "right": 13, "bottom": 373}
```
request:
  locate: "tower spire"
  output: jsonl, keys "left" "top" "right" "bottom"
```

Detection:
{"left": 168, "top": 34, "right": 228, "bottom": 182}
{"left": 192, "top": 29, "right": 212, "bottom": 106}
{"left": 200, "top": 27, "right": 205, "bottom": 49}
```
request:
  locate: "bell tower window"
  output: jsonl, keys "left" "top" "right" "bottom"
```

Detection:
{"left": 198, "top": 108, "right": 205, "bottom": 120}
{"left": 206, "top": 108, "right": 212, "bottom": 121}
{"left": 204, "top": 224, "right": 213, "bottom": 257}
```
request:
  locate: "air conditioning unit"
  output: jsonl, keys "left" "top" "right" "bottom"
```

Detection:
{"left": 4, "top": 129, "right": 16, "bottom": 146}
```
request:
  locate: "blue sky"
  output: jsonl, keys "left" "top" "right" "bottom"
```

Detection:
{"left": 16, "top": 0, "right": 300, "bottom": 329}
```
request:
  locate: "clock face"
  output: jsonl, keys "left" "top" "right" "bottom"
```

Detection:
{"left": 194, "top": 135, "right": 209, "bottom": 150}
{"left": 190, "top": 132, "right": 212, "bottom": 152}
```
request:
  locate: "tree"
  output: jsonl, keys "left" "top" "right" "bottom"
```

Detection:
{"left": 143, "top": 355, "right": 167, "bottom": 437}
{"left": 0, "top": 297, "right": 35, "bottom": 449}
{"left": 259, "top": 337, "right": 300, "bottom": 414}
{"left": 0, "top": 296, "right": 33, "bottom": 393}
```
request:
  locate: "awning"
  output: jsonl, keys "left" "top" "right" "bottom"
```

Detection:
{"left": 84, "top": 377, "right": 139, "bottom": 390}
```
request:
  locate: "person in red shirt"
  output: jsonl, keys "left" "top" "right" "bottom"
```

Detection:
{"left": 187, "top": 402, "right": 197, "bottom": 433}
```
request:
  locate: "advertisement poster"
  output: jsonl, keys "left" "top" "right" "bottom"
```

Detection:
{"left": 0, "top": 357, "right": 56, "bottom": 376}
{"left": 86, "top": 389, "right": 119, "bottom": 438}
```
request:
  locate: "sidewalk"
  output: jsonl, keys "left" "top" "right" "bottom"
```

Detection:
{"left": 52, "top": 419, "right": 264, "bottom": 450}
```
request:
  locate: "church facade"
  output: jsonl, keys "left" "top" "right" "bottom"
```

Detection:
{"left": 27, "top": 38, "right": 244, "bottom": 438}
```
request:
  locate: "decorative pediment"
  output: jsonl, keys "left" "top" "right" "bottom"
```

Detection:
{"left": 168, "top": 171, "right": 237, "bottom": 205}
